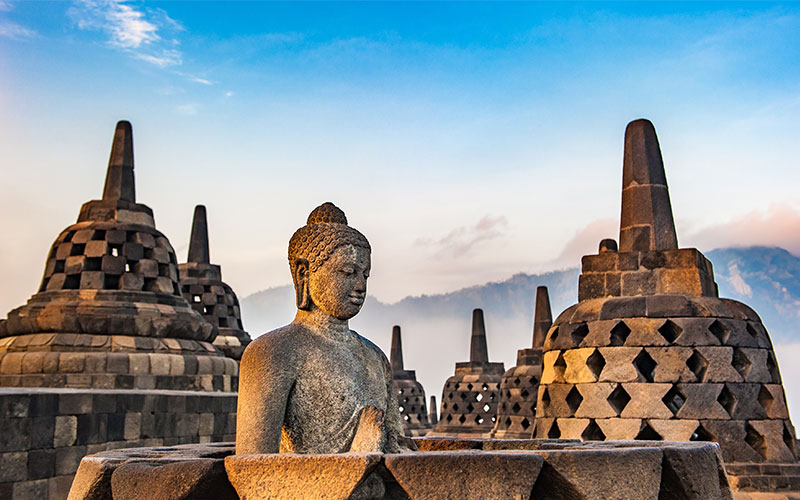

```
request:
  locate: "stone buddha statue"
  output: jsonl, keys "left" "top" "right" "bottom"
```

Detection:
{"left": 236, "top": 202, "right": 413, "bottom": 456}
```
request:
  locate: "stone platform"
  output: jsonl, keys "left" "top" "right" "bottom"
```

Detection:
{"left": 69, "top": 437, "right": 735, "bottom": 499}
{"left": 0, "top": 388, "right": 236, "bottom": 500}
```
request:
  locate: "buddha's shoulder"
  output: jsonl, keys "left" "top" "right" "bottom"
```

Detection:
{"left": 241, "top": 324, "right": 309, "bottom": 363}
{"left": 352, "top": 331, "right": 390, "bottom": 364}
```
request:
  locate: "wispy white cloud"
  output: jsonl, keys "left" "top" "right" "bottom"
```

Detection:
{"left": 224, "top": 91, "right": 234, "bottom": 98}
{"left": 0, "top": 19, "right": 36, "bottom": 40}
{"left": 416, "top": 216, "right": 508, "bottom": 259}
{"left": 0, "top": 0, "right": 37, "bottom": 40}
{"left": 69, "top": 0, "right": 183, "bottom": 67}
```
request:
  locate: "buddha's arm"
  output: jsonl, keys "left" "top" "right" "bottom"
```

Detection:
{"left": 235, "top": 336, "right": 294, "bottom": 454}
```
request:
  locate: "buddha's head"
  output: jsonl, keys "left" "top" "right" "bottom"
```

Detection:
{"left": 288, "top": 202, "right": 371, "bottom": 320}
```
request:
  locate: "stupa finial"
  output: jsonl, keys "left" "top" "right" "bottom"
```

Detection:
{"left": 619, "top": 119, "right": 678, "bottom": 253}
{"left": 470, "top": 308, "right": 489, "bottom": 363}
{"left": 102, "top": 120, "right": 136, "bottom": 202}
{"left": 390, "top": 325, "right": 404, "bottom": 372}
{"left": 532, "top": 286, "right": 552, "bottom": 348}
{"left": 188, "top": 205, "right": 211, "bottom": 264}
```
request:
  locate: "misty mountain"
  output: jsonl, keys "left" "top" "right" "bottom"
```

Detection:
{"left": 239, "top": 246, "right": 800, "bottom": 406}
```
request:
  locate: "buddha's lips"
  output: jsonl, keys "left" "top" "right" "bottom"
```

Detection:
{"left": 349, "top": 295, "right": 365, "bottom": 305}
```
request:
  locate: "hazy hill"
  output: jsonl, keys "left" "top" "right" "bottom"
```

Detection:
{"left": 239, "top": 246, "right": 800, "bottom": 412}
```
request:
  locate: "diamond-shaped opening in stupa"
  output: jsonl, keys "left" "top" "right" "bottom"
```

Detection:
{"left": 581, "top": 419, "right": 606, "bottom": 441}
{"left": 686, "top": 350, "right": 709, "bottom": 382}
{"left": 571, "top": 322, "right": 589, "bottom": 346}
{"left": 708, "top": 319, "right": 730, "bottom": 345}
{"left": 586, "top": 349, "right": 606, "bottom": 378}
{"left": 662, "top": 384, "right": 687, "bottom": 416}
{"left": 634, "top": 349, "right": 657, "bottom": 383}
{"left": 607, "top": 384, "right": 631, "bottom": 416}
{"left": 717, "top": 385, "right": 737, "bottom": 417}
{"left": 658, "top": 320, "right": 683, "bottom": 344}
{"left": 566, "top": 386, "right": 584, "bottom": 415}
{"left": 610, "top": 320, "right": 631, "bottom": 346}
{"left": 635, "top": 422, "right": 662, "bottom": 441}
{"left": 732, "top": 348, "right": 752, "bottom": 379}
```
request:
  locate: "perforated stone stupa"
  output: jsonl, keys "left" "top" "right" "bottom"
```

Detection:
{"left": 179, "top": 205, "right": 251, "bottom": 360}
{"left": 390, "top": 326, "right": 430, "bottom": 436}
{"left": 491, "top": 286, "right": 552, "bottom": 439}
{"left": 534, "top": 119, "right": 798, "bottom": 495}
{"left": 430, "top": 309, "right": 504, "bottom": 437}
{"left": 0, "top": 121, "right": 237, "bottom": 392}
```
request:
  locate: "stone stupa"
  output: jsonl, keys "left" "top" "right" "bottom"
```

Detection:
{"left": 0, "top": 121, "right": 237, "bottom": 392}
{"left": 389, "top": 325, "right": 430, "bottom": 436}
{"left": 534, "top": 119, "right": 798, "bottom": 495}
{"left": 430, "top": 308, "right": 504, "bottom": 437}
{"left": 490, "top": 286, "right": 552, "bottom": 439}
{"left": 179, "top": 205, "right": 251, "bottom": 360}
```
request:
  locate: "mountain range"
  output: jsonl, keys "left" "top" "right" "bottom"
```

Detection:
{"left": 239, "top": 246, "right": 800, "bottom": 414}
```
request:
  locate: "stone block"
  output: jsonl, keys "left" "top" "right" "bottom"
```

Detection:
{"left": 56, "top": 446, "right": 87, "bottom": 476}
{"left": 149, "top": 354, "right": 171, "bottom": 375}
{"left": 0, "top": 451, "right": 28, "bottom": 482}
{"left": 225, "top": 453, "right": 381, "bottom": 500}
{"left": 80, "top": 271, "right": 104, "bottom": 289}
{"left": 13, "top": 479, "right": 48, "bottom": 500}
{"left": 1, "top": 352, "right": 24, "bottom": 374}
{"left": 65, "top": 255, "right": 86, "bottom": 274}
{"left": 738, "top": 348, "right": 771, "bottom": 383}
{"left": 541, "top": 351, "right": 565, "bottom": 385}
{"left": 150, "top": 277, "right": 175, "bottom": 294}
{"left": 31, "top": 416, "right": 55, "bottom": 448}
{"left": 84, "top": 240, "right": 108, "bottom": 258}
{"left": 659, "top": 443, "right": 732, "bottom": 500}
{"left": 622, "top": 271, "right": 656, "bottom": 296}
{"left": 574, "top": 383, "right": 617, "bottom": 418}
{"left": 49, "top": 475, "right": 75, "bottom": 500}
{"left": 596, "top": 348, "right": 641, "bottom": 383}
{"left": 619, "top": 383, "right": 673, "bottom": 419}
{"left": 385, "top": 451, "right": 543, "bottom": 500}
{"left": 695, "top": 347, "right": 743, "bottom": 382}
{"left": 649, "top": 347, "right": 695, "bottom": 382}
{"left": 579, "top": 274, "right": 606, "bottom": 302}
{"left": 563, "top": 348, "right": 599, "bottom": 383}
{"left": 600, "top": 297, "right": 646, "bottom": 320}
{"left": 595, "top": 418, "right": 641, "bottom": 440}
{"left": 106, "top": 353, "right": 129, "bottom": 374}
{"left": 60, "top": 393, "right": 93, "bottom": 414}
{"left": 750, "top": 420, "right": 797, "bottom": 462}
{"left": 67, "top": 456, "right": 116, "bottom": 500}
{"left": 111, "top": 459, "right": 237, "bottom": 500}
{"left": 101, "top": 255, "right": 124, "bottom": 275}
{"left": 674, "top": 384, "right": 728, "bottom": 420}
{"left": 647, "top": 419, "right": 698, "bottom": 441}
{"left": 134, "top": 259, "right": 158, "bottom": 278}
{"left": 701, "top": 420, "right": 763, "bottom": 463}
{"left": 530, "top": 447, "right": 663, "bottom": 500}
{"left": 28, "top": 448, "right": 56, "bottom": 480}
{"left": 555, "top": 418, "right": 590, "bottom": 439}
{"left": 120, "top": 272, "right": 144, "bottom": 290}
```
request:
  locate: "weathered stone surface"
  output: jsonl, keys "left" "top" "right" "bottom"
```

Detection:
{"left": 225, "top": 453, "right": 381, "bottom": 500}
{"left": 531, "top": 447, "right": 663, "bottom": 500}
{"left": 67, "top": 456, "right": 118, "bottom": 500}
{"left": 385, "top": 451, "right": 543, "bottom": 500}
{"left": 659, "top": 443, "right": 734, "bottom": 500}
{"left": 236, "top": 203, "right": 411, "bottom": 455}
{"left": 111, "top": 459, "right": 236, "bottom": 500}
{"left": 390, "top": 326, "right": 429, "bottom": 436}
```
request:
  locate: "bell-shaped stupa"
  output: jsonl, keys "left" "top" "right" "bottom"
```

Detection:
{"left": 430, "top": 308, "right": 504, "bottom": 437}
{"left": 179, "top": 205, "right": 251, "bottom": 360}
{"left": 390, "top": 325, "right": 430, "bottom": 436}
{"left": 0, "top": 121, "right": 237, "bottom": 392}
{"left": 490, "top": 286, "right": 552, "bottom": 438}
{"left": 534, "top": 119, "right": 797, "bottom": 494}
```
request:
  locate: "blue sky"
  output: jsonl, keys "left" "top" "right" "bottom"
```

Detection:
{"left": 2, "top": 1, "right": 800, "bottom": 311}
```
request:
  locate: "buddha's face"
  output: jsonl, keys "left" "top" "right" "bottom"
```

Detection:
{"left": 308, "top": 244, "right": 371, "bottom": 320}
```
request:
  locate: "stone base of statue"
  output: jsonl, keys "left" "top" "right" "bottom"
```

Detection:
{"left": 68, "top": 437, "right": 744, "bottom": 500}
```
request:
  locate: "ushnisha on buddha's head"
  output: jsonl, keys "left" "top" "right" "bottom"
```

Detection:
{"left": 288, "top": 202, "right": 371, "bottom": 321}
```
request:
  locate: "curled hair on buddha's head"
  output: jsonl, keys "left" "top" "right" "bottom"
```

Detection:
{"left": 288, "top": 202, "right": 371, "bottom": 309}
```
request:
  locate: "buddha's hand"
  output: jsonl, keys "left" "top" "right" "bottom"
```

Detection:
{"left": 348, "top": 405, "right": 386, "bottom": 453}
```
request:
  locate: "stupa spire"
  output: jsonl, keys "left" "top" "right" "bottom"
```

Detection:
{"left": 428, "top": 396, "right": 438, "bottom": 425}
{"left": 188, "top": 205, "right": 211, "bottom": 264}
{"left": 619, "top": 119, "right": 678, "bottom": 253}
{"left": 470, "top": 308, "right": 489, "bottom": 363}
{"left": 102, "top": 120, "right": 136, "bottom": 202}
{"left": 390, "top": 325, "right": 404, "bottom": 372}
{"left": 531, "top": 286, "right": 552, "bottom": 348}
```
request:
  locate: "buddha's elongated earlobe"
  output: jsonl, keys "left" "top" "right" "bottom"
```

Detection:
{"left": 294, "top": 259, "right": 311, "bottom": 310}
